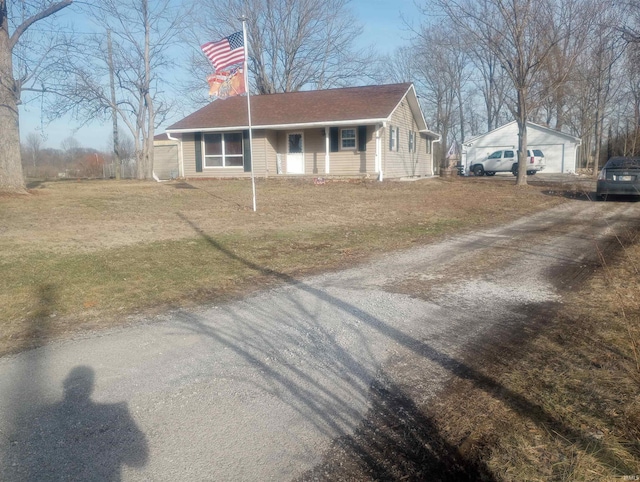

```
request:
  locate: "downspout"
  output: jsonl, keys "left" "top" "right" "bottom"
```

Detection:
{"left": 166, "top": 132, "right": 184, "bottom": 178}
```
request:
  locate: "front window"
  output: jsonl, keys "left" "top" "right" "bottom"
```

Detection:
{"left": 341, "top": 128, "right": 356, "bottom": 149}
{"left": 204, "top": 132, "right": 243, "bottom": 168}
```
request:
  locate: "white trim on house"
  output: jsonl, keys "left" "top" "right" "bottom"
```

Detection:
{"left": 386, "top": 84, "right": 428, "bottom": 133}
{"left": 324, "top": 126, "right": 330, "bottom": 174}
{"left": 375, "top": 123, "right": 382, "bottom": 175}
{"left": 167, "top": 118, "right": 389, "bottom": 135}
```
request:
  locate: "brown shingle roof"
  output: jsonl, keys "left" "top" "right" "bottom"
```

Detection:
{"left": 167, "top": 83, "right": 413, "bottom": 131}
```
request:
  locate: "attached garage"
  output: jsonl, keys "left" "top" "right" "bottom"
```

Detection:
{"left": 461, "top": 121, "right": 581, "bottom": 174}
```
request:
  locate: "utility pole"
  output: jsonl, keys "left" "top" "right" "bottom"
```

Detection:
{"left": 107, "top": 29, "right": 121, "bottom": 180}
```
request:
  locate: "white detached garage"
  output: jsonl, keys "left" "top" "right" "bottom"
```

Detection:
{"left": 462, "top": 121, "right": 582, "bottom": 174}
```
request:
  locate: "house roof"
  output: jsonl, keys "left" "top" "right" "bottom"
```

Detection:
{"left": 464, "top": 120, "right": 582, "bottom": 146}
{"left": 167, "top": 83, "right": 433, "bottom": 133}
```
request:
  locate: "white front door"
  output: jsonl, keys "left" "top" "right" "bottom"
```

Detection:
{"left": 287, "top": 132, "right": 304, "bottom": 174}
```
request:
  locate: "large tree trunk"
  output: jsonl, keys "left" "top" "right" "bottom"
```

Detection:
{"left": 0, "top": 0, "right": 72, "bottom": 193}
{"left": 0, "top": 16, "right": 25, "bottom": 193}
{"left": 515, "top": 87, "right": 529, "bottom": 186}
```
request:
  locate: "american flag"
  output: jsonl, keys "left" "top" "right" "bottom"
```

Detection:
{"left": 201, "top": 32, "right": 245, "bottom": 72}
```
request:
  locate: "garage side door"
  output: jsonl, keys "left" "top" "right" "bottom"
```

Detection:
{"left": 530, "top": 144, "right": 564, "bottom": 173}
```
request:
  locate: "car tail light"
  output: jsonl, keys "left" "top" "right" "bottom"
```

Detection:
{"left": 530, "top": 156, "right": 534, "bottom": 164}
{"left": 597, "top": 169, "right": 606, "bottom": 181}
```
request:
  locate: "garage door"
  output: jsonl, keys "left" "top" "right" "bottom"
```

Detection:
{"left": 530, "top": 144, "right": 564, "bottom": 173}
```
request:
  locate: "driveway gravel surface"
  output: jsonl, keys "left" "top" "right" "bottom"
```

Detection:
{"left": 1, "top": 198, "right": 638, "bottom": 480}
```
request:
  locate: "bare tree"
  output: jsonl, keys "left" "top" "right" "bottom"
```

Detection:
{"left": 186, "top": 0, "right": 374, "bottom": 98}
{"left": 587, "top": 15, "right": 626, "bottom": 177}
{"left": 428, "top": 0, "right": 585, "bottom": 185}
{"left": 60, "top": 136, "right": 80, "bottom": 154}
{"left": 24, "top": 131, "right": 43, "bottom": 173}
{"left": 412, "top": 26, "right": 469, "bottom": 170}
{"left": 0, "top": 0, "right": 72, "bottom": 192}
{"left": 52, "top": 0, "right": 183, "bottom": 180}
{"left": 468, "top": 38, "right": 510, "bottom": 132}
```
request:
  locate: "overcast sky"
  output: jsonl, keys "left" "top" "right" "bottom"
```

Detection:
{"left": 18, "top": 0, "right": 422, "bottom": 150}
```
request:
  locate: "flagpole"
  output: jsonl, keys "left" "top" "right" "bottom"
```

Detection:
{"left": 240, "top": 16, "right": 256, "bottom": 212}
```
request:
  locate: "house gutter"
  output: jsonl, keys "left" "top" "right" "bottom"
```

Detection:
{"left": 165, "top": 131, "right": 184, "bottom": 178}
{"left": 166, "top": 118, "right": 389, "bottom": 134}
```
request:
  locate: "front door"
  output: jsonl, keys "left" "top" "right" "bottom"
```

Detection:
{"left": 287, "top": 132, "right": 304, "bottom": 174}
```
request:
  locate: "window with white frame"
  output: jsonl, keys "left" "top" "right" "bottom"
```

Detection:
{"left": 203, "top": 132, "right": 244, "bottom": 168}
{"left": 390, "top": 127, "right": 397, "bottom": 151}
{"left": 409, "top": 131, "right": 414, "bottom": 152}
{"left": 341, "top": 128, "right": 356, "bottom": 149}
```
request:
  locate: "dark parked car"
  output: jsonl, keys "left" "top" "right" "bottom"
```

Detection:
{"left": 597, "top": 157, "right": 640, "bottom": 199}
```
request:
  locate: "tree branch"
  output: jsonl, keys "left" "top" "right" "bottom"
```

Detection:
{"left": 10, "top": 0, "right": 73, "bottom": 49}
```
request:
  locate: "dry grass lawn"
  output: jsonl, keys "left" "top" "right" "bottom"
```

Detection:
{"left": 1, "top": 176, "right": 566, "bottom": 355}
{"left": 422, "top": 232, "right": 640, "bottom": 480}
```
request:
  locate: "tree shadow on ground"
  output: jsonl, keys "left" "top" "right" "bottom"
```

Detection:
{"left": 175, "top": 211, "right": 637, "bottom": 478}
{"left": 297, "top": 375, "right": 495, "bottom": 482}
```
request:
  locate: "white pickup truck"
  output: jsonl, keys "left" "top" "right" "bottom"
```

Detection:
{"left": 470, "top": 149, "right": 545, "bottom": 176}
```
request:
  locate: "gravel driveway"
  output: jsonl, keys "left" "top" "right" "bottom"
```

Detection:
{"left": 1, "top": 197, "right": 638, "bottom": 480}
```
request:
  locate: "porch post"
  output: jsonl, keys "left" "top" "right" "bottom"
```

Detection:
{"left": 325, "top": 126, "right": 330, "bottom": 174}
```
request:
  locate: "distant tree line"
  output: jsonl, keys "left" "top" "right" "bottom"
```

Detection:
{"left": 20, "top": 133, "right": 135, "bottom": 180}
{"left": 4, "top": 0, "right": 640, "bottom": 192}
{"left": 388, "top": 0, "right": 640, "bottom": 181}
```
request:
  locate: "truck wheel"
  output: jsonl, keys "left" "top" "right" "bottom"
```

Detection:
{"left": 526, "top": 170, "right": 536, "bottom": 175}
{"left": 511, "top": 164, "right": 518, "bottom": 176}
{"left": 485, "top": 171, "right": 496, "bottom": 176}
{"left": 473, "top": 165, "right": 485, "bottom": 177}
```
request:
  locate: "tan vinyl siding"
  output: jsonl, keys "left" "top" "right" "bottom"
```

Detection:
{"left": 183, "top": 131, "right": 273, "bottom": 178}
{"left": 182, "top": 133, "right": 197, "bottom": 177}
{"left": 271, "top": 127, "right": 375, "bottom": 177}
{"left": 384, "top": 97, "right": 432, "bottom": 178}
{"left": 304, "top": 128, "right": 325, "bottom": 175}
{"left": 262, "top": 130, "right": 278, "bottom": 177}
{"left": 181, "top": 121, "right": 425, "bottom": 180}
{"left": 328, "top": 126, "right": 375, "bottom": 176}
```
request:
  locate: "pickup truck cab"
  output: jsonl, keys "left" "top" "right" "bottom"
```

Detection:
{"left": 471, "top": 149, "right": 545, "bottom": 176}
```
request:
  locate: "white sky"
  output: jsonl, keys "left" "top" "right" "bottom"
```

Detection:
{"left": 18, "top": 0, "right": 422, "bottom": 150}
